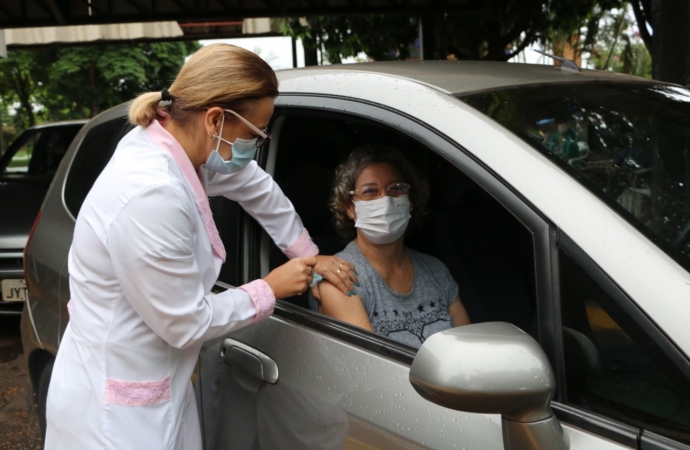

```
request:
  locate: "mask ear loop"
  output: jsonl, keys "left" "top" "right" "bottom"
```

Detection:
{"left": 213, "top": 114, "right": 226, "bottom": 153}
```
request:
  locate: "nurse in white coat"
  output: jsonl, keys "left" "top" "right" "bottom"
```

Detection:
{"left": 45, "top": 43, "right": 357, "bottom": 450}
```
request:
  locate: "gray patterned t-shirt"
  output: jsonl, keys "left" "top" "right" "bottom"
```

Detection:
{"left": 326, "top": 241, "right": 459, "bottom": 349}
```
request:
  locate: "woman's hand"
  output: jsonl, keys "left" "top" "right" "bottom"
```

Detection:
{"left": 312, "top": 255, "right": 358, "bottom": 298}
{"left": 263, "top": 256, "right": 317, "bottom": 299}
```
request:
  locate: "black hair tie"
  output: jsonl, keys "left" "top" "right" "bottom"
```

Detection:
{"left": 160, "top": 87, "right": 172, "bottom": 102}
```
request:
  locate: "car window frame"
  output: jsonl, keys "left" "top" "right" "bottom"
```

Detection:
{"left": 0, "top": 124, "right": 83, "bottom": 178}
{"left": 247, "top": 93, "right": 556, "bottom": 375}
{"left": 0, "top": 128, "right": 42, "bottom": 174}
{"left": 61, "top": 108, "right": 132, "bottom": 220}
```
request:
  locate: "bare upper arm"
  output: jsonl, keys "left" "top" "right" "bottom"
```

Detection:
{"left": 448, "top": 296, "right": 471, "bottom": 327}
{"left": 317, "top": 281, "right": 373, "bottom": 331}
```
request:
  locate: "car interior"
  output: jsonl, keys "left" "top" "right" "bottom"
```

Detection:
{"left": 257, "top": 111, "right": 538, "bottom": 342}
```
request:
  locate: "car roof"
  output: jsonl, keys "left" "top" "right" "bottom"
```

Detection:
{"left": 277, "top": 60, "right": 660, "bottom": 95}
{"left": 31, "top": 119, "right": 88, "bottom": 130}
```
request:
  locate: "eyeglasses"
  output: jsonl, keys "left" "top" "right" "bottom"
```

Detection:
{"left": 349, "top": 182, "right": 411, "bottom": 201}
{"left": 222, "top": 109, "right": 272, "bottom": 148}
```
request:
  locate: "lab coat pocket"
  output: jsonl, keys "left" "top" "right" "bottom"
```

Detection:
{"left": 104, "top": 376, "right": 173, "bottom": 450}
{"left": 105, "top": 376, "right": 171, "bottom": 406}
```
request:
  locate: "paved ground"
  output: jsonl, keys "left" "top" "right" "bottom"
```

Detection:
{"left": 0, "top": 316, "right": 42, "bottom": 449}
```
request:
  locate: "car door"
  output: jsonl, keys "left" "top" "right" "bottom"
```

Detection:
{"left": 197, "top": 96, "right": 595, "bottom": 450}
{"left": 551, "top": 234, "right": 690, "bottom": 450}
{"left": 454, "top": 81, "right": 690, "bottom": 449}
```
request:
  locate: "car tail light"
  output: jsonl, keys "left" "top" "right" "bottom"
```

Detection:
{"left": 24, "top": 209, "right": 42, "bottom": 276}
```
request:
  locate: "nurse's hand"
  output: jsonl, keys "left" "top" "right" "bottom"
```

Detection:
{"left": 313, "top": 255, "right": 358, "bottom": 297}
{"left": 263, "top": 256, "right": 317, "bottom": 299}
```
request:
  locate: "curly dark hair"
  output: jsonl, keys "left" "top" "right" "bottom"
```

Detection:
{"left": 330, "top": 145, "right": 429, "bottom": 241}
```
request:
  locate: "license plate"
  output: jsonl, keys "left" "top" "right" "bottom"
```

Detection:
{"left": 2, "top": 279, "right": 27, "bottom": 302}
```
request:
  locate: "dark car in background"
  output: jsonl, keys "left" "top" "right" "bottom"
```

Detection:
{"left": 0, "top": 120, "right": 86, "bottom": 314}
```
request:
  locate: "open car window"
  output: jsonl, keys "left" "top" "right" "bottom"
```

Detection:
{"left": 260, "top": 111, "right": 538, "bottom": 351}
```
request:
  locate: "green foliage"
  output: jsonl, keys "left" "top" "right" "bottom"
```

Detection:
{"left": 585, "top": 6, "right": 652, "bottom": 77}
{"left": 45, "top": 41, "right": 200, "bottom": 119}
{"left": 280, "top": 15, "right": 419, "bottom": 64}
{"left": 281, "top": 0, "right": 627, "bottom": 63}
{"left": 0, "top": 48, "right": 53, "bottom": 129}
{"left": 0, "top": 41, "right": 200, "bottom": 134}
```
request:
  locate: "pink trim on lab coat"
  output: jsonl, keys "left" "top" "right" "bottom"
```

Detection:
{"left": 284, "top": 228, "right": 319, "bottom": 259}
{"left": 239, "top": 279, "right": 276, "bottom": 323}
{"left": 145, "top": 120, "right": 227, "bottom": 262}
{"left": 105, "top": 376, "right": 171, "bottom": 406}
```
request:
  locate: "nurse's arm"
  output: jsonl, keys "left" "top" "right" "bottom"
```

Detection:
{"left": 205, "top": 161, "right": 315, "bottom": 257}
{"left": 317, "top": 281, "right": 373, "bottom": 331}
{"left": 108, "top": 184, "right": 272, "bottom": 349}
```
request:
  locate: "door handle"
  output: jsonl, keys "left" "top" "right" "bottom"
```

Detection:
{"left": 220, "top": 338, "right": 279, "bottom": 384}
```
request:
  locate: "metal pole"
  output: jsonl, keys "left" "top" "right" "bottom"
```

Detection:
{"left": 291, "top": 36, "right": 297, "bottom": 68}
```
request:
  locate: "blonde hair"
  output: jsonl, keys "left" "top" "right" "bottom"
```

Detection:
{"left": 128, "top": 43, "right": 279, "bottom": 127}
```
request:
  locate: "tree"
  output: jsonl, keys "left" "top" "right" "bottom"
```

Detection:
{"left": 281, "top": 0, "right": 626, "bottom": 64}
{"left": 0, "top": 40, "right": 200, "bottom": 136}
{"left": 584, "top": 5, "right": 652, "bottom": 78}
{"left": 280, "top": 15, "right": 419, "bottom": 64}
{"left": 0, "top": 48, "right": 52, "bottom": 129}
{"left": 45, "top": 41, "right": 200, "bottom": 119}
{"left": 629, "top": 0, "right": 689, "bottom": 85}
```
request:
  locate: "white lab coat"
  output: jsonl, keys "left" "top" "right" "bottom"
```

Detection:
{"left": 45, "top": 121, "right": 318, "bottom": 450}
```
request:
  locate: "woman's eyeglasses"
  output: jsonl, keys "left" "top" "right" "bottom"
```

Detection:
{"left": 349, "top": 182, "right": 411, "bottom": 201}
{"left": 222, "top": 109, "right": 272, "bottom": 148}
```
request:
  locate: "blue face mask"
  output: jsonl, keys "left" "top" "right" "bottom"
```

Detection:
{"left": 203, "top": 114, "right": 258, "bottom": 174}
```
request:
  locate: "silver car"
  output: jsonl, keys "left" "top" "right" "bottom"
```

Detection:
{"left": 22, "top": 62, "right": 690, "bottom": 449}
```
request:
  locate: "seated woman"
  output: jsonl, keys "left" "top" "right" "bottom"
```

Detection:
{"left": 312, "top": 146, "right": 470, "bottom": 349}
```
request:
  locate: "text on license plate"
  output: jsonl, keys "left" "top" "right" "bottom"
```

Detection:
{"left": 2, "top": 279, "right": 27, "bottom": 302}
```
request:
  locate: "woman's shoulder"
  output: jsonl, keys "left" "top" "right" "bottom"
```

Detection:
{"left": 335, "top": 241, "right": 365, "bottom": 263}
{"left": 407, "top": 248, "right": 453, "bottom": 277}
{"left": 408, "top": 248, "right": 457, "bottom": 298}
{"left": 335, "top": 241, "right": 378, "bottom": 284}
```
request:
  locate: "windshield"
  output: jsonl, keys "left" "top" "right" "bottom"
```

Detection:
{"left": 460, "top": 82, "right": 690, "bottom": 273}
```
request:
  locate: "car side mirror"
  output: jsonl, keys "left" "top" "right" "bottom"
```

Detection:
{"left": 409, "top": 322, "right": 569, "bottom": 450}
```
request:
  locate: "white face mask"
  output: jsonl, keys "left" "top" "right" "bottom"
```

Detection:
{"left": 354, "top": 195, "right": 411, "bottom": 244}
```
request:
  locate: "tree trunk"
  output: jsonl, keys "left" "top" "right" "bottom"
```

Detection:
{"left": 18, "top": 77, "right": 35, "bottom": 127}
{"left": 0, "top": 107, "right": 4, "bottom": 155}
{"left": 89, "top": 59, "right": 99, "bottom": 118}
{"left": 648, "top": 0, "right": 690, "bottom": 233}
{"left": 651, "top": 0, "right": 690, "bottom": 86}
{"left": 302, "top": 36, "right": 319, "bottom": 66}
